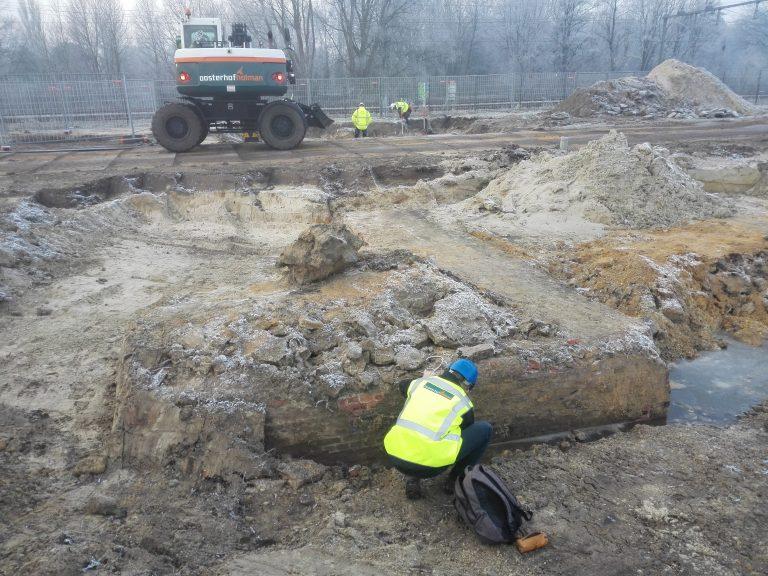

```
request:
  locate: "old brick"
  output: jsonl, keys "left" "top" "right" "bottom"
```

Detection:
{"left": 357, "top": 392, "right": 385, "bottom": 410}
{"left": 337, "top": 395, "right": 362, "bottom": 413}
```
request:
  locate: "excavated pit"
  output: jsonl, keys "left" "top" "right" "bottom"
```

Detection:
{"left": 30, "top": 164, "right": 656, "bottom": 476}
{"left": 2, "top": 163, "right": 669, "bottom": 477}
{"left": 5, "top": 137, "right": 766, "bottom": 483}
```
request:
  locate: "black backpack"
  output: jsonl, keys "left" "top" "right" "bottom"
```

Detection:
{"left": 454, "top": 464, "right": 533, "bottom": 545}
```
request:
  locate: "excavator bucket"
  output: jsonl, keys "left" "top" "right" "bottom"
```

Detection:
{"left": 301, "top": 103, "right": 334, "bottom": 129}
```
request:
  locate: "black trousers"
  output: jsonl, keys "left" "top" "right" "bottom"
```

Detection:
{"left": 389, "top": 421, "right": 492, "bottom": 480}
{"left": 354, "top": 128, "right": 368, "bottom": 137}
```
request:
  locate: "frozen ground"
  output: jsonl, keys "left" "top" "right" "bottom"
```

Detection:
{"left": 1, "top": 117, "right": 767, "bottom": 575}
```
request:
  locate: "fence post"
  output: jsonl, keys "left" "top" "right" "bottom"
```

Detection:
{"left": 378, "top": 78, "right": 384, "bottom": 117}
{"left": 0, "top": 108, "right": 10, "bottom": 149}
{"left": 57, "top": 81, "right": 72, "bottom": 132}
{"left": 755, "top": 70, "right": 763, "bottom": 105}
{"left": 122, "top": 75, "right": 136, "bottom": 137}
{"left": 152, "top": 80, "right": 159, "bottom": 111}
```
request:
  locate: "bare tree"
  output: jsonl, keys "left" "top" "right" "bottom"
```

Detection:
{"left": 626, "top": 0, "right": 685, "bottom": 70}
{"left": 550, "top": 0, "right": 589, "bottom": 73}
{"left": 65, "top": 0, "right": 103, "bottom": 72}
{"left": 0, "top": 0, "right": 765, "bottom": 80}
{"left": 741, "top": 5, "right": 768, "bottom": 52}
{"left": 434, "top": 0, "right": 485, "bottom": 75}
{"left": 99, "top": 0, "right": 129, "bottom": 75}
{"left": 134, "top": 0, "right": 176, "bottom": 78}
{"left": 266, "top": 0, "right": 318, "bottom": 76}
{"left": 17, "top": 0, "right": 49, "bottom": 71}
{"left": 595, "top": 0, "right": 624, "bottom": 71}
{"left": 63, "top": 0, "right": 127, "bottom": 74}
{"left": 680, "top": 0, "right": 719, "bottom": 63}
{"left": 500, "top": 0, "right": 550, "bottom": 74}
{"left": 0, "top": 16, "right": 18, "bottom": 75}
{"left": 329, "top": 0, "right": 410, "bottom": 76}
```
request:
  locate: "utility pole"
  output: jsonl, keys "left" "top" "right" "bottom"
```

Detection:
{"left": 658, "top": 15, "right": 669, "bottom": 65}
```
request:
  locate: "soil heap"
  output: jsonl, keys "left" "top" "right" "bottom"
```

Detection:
{"left": 443, "top": 131, "right": 735, "bottom": 243}
{"left": 558, "top": 59, "right": 757, "bottom": 119}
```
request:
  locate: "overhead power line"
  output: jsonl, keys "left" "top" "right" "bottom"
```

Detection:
{"left": 658, "top": 0, "right": 766, "bottom": 64}
{"left": 667, "top": 0, "right": 765, "bottom": 19}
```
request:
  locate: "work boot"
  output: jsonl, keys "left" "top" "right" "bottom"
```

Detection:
{"left": 405, "top": 477, "right": 422, "bottom": 500}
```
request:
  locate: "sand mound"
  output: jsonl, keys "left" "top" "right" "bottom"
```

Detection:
{"left": 648, "top": 59, "right": 757, "bottom": 116}
{"left": 442, "top": 131, "right": 734, "bottom": 244}
{"left": 558, "top": 59, "right": 755, "bottom": 119}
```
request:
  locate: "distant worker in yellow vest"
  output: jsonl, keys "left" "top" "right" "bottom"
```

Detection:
{"left": 384, "top": 358, "right": 492, "bottom": 499}
{"left": 351, "top": 102, "right": 372, "bottom": 138}
{"left": 390, "top": 99, "right": 412, "bottom": 126}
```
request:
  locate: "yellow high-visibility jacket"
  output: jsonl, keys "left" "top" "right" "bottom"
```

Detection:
{"left": 394, "top": 100, "right": 410, "bottom": 114}
{"left": 384, "top": 376, "right": 472, "bottom": 468}
{"left": 351, "top": 106, "right": 372, "bottom": 130}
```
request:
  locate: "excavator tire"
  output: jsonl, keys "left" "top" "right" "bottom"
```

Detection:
{"left": 183, "top": 103, "right": 209, "bottom": 145}
{"left": 197, "top": 122, "right": 210, "bottom": 145}
{"left": 152, "top": 102, "right": 204, "bottom": 153}
{"left": 259, "top": 101, "right": 306, "bottom": 150}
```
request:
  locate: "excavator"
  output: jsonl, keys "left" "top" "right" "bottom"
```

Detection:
{"left": 151, "top": 11, "right": 333, "bottom": 152}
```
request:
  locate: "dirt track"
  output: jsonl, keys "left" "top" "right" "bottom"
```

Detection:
{"left": 1, "top": 117, "right": 767, "bottom": 182}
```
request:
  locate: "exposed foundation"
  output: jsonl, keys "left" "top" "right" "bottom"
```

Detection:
{"left": 92, "top": 164, "right": 670, "bottom": 474}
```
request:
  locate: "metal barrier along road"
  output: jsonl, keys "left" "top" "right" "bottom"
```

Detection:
{"left": 0, "top": 71, "right": 766, "bottom": 148}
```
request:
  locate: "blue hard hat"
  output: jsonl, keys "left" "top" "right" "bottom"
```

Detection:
{"left": 449, "top": 358, "right": 478, "bottom": 386}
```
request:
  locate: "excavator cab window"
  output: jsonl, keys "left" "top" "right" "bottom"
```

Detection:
{"left": 184, "top": 25, "right": 219, "bottom": 48}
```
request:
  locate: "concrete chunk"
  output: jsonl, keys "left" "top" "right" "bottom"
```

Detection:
{"left": 278, "top": 459, "right": 328, "bottom": 489}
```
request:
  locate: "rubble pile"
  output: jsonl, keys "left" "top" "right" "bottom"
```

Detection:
{"left": 557, "top": 76, "right": 684, "bottom": 119}
{"left": 558, "top": 59, "right": 757, "bottom": 119}
{"left": 121, "top": 264, "right": 519, "bottom": 406}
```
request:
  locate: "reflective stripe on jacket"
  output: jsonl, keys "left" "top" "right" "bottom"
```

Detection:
{"left": 383, "top": 375, "right": 472, "bottom": 468}
{"left": 351, "top": 107, "right": 372, "bottom": 130}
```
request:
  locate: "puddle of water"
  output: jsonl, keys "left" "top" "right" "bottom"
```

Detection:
{"left": 668, "top": 338, "right": 768, "bottom": 425}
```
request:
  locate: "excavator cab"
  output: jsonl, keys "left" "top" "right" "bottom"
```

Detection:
{"left": 181, "top": 18, "right": 222, "bottom": 49}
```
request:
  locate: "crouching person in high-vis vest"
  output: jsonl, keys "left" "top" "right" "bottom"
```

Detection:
{"left": 384, "top": 359, "right": 492, "bottom": 499}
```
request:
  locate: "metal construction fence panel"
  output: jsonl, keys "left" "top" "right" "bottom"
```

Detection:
{"left": 0, "top": 70, "right": 766, "bottom": 148}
